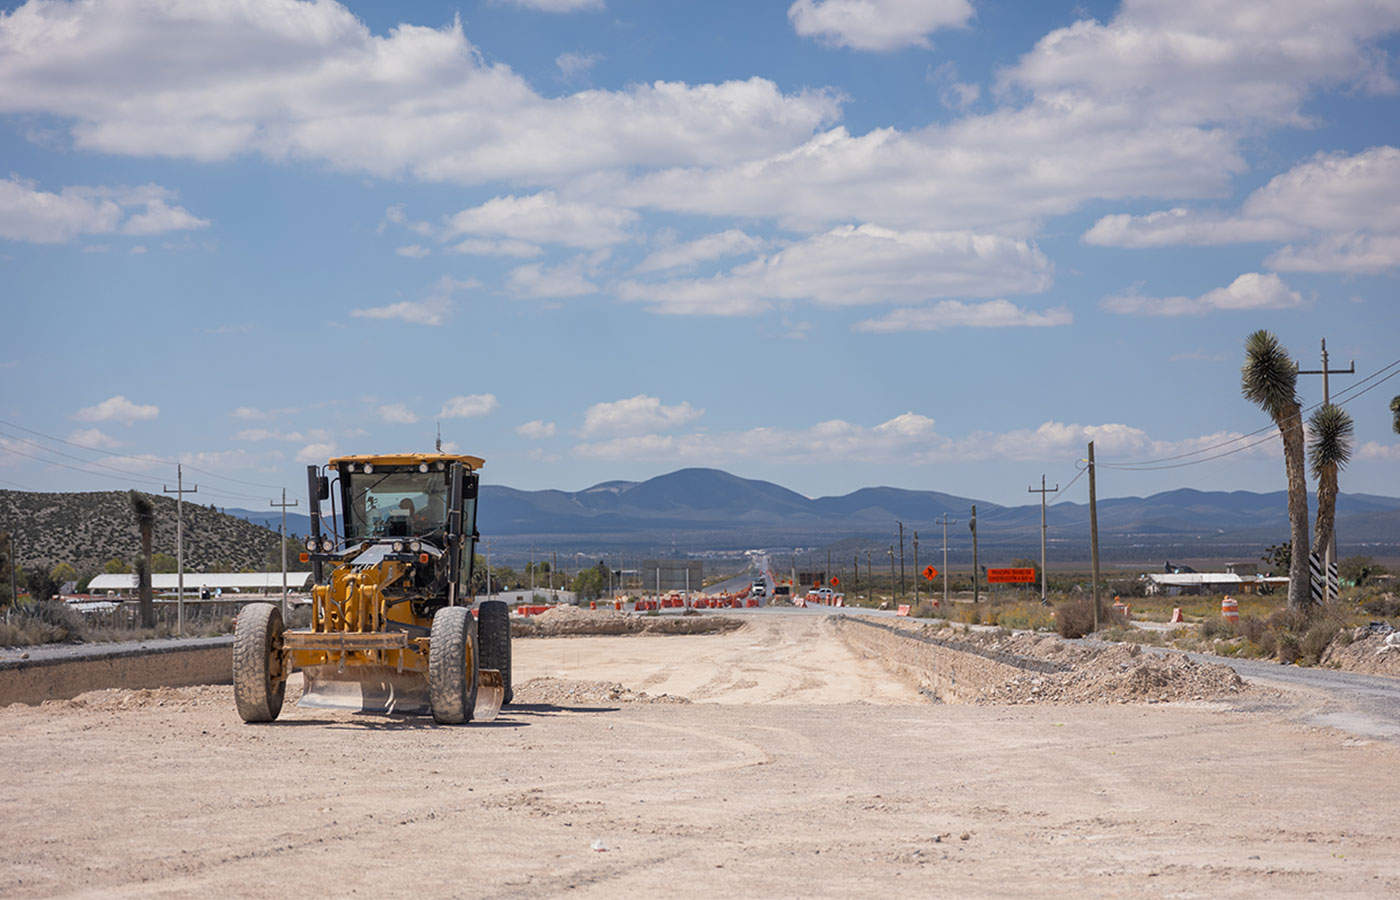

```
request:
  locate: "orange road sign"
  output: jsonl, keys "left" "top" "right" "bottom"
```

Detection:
{"left": 922, "top": 565, "right": 938, "bottom": 581}
{"left": 830, "top": 576, "right": 840, "bottom": 586}
{"left": 986, "top": 567, "right": 1036, "bottom": 584}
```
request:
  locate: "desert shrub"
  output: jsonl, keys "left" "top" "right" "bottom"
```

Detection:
{"left": 1054, "top": 598, "right": 1126, "bottom": 638}
{"left": 1200, "top": 617, "right": 1232, "bottom": 640}
{"left": 1360, "top": 594, "right": 1400, "bottom": 617}
{"left": 955, "top": 604, "right": 981, "bottom": 625}
{"left": 1300, "top": 617, "right": 1346, "bottom": 665}
{"left": 1275, "top": 631, "right": 1301, "bottom": 664}
{"left": 1238, "top": 615, "right": 1266, "bottom": 645}
{"left": 993, "top": 601, "right": 1055, "bottom": 632}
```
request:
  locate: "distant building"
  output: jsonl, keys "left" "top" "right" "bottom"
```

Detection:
{"left": 1141, "top": 572, "right": 1288, "bottom": 596}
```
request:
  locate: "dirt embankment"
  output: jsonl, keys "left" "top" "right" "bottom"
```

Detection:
{"left": 510, "top": 606, "right": 744, "bottom": 638}
{"left": 834, "top": 617, "right": 1251, "bottom": 705}
{"left": 1323, "top": 627, "right": 1400, "bottom": 676}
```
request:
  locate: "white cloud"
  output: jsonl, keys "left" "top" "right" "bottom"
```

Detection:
{"left": 231, "top": 407, "right": 265, "bottom": 420}
{"left": 619, "top": 225, "right": 1052, "bottom": 316}
{"left": 581, "top": 395, "right": 702, "bottom": 437}
{"left": 634, "top": 230, "right": 767, "bottom": 273}
{"left": 575, "top": 413, "right": 1259, "bottom": 466}
{"left": 378, "top": 403, "right": 419, "bottom": 425}
{"left": 448, "top": 238, "right": 542, "bottom": 258}
{"left": 395, "top": 244, "right": 430, "bottom": 258}
{"left": 501, "top": 0, "right": 603, "bottom": 11}
{"left": 516, "top": 420, "right": 557, "bottom": 440}
{"left": 1085, "top": 147, "right": 1400, "bottom": 273}
{"left": 1083, "top": 207, "right": 1300, "bottom": 248}
{"left": 854, "top": 299, "right": 1073, "bottom": 332}
{"left": 507, "top": 254, "right": 602, "bottom": 298}
{"left": 1003, "top": 0, "right": 1400, "bottom": 127}
{"left": 234, "top": 429, "right": 307, "bottom": 442}
{"left": 928, "top": 61, "right": 980, "bottom": 111}
{"left": 384, "top": 204, "right": 435, "bottom": 238}
{"left": 73, "top": 395, "right": 159, "bottom": 424}
{"left": 440, "top": 394, "right": 499, "bottom": 418}
{"left": 1100, "top": 272, "right": 1304, "bottom": 317}
{"left": 66, "top": 428, "right": 121, "bottom": 450}
{"left": 296, "top": 442, "right": 337, "bottom": 464}
{"left": 447, "top": 192, "right": 636, "bottom": 248}
{"left": 350, "top": 276, "right": 477, "bottom": 326}
{"left": 1357, "top": 441, "right": 1400, "bottom": 462}
{"left": 0, "top": 175, "right": 207, "bottom": 243}
{"left": 556, "top": 51, "right": 601, "bottom": 80}
{"left": 120, "top": 196, "right": 209, "bottom": 235}
{"left": 0, "top": 3, "right": 839, "bottom": 182}
{"left": 789, "top": 0, "right": 974, "bottom": 52}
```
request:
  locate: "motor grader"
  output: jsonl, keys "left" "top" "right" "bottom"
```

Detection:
{"left": 233, "top": 452, "right": 511, "bottom": 724}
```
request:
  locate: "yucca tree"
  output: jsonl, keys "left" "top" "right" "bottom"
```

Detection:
{"left": 1241, "top": 330, "right": 1311, "bottom": 611}
{"left": 1392, "top": 395, "right": 1400, "bottom": 434}
{"left": 1307, "top": 403, "right": 1353, "bottom": 589}
{"left": 129, "top": 490, "right": 155, "bottom": 628}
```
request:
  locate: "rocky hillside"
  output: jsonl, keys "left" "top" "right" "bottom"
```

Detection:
{"left": 0, "top": 490, "right": 285, "bottom": 577}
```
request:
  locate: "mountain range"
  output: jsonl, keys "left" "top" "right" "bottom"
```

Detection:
{"left": 217, "top": 467, "right": 1400, "bottom": 564}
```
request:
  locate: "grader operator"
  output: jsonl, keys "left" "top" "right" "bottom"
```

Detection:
{"left": 233, "top": 452, "right": 511, "bottom": 724}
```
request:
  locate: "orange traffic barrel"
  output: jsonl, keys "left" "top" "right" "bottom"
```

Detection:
{"left": 590, "top": 600, "right": 597, "bottom": 610}
{"left": 1221, "top": 595, "right": 1239, "bottom": 623}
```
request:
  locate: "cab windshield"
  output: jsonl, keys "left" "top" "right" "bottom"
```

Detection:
{"left": 344, "top": 468, "right": 452, "bottom": 540}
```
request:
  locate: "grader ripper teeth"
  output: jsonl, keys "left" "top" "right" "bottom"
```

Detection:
{"left": 232, "top": 451, "right": 511, "bottom": 725}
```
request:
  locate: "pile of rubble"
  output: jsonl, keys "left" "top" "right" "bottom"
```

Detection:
{"left": 510, "top": 605, "right": 743, "bottom": 638}
{"left": 839, "top": 618, "right": 1252, "bottom": 705}
{"left": 1321, "top": 624, "right": 1400, "bottom": 676}
{"left": 510, "top": 677, "right": 691, "bottom": 706}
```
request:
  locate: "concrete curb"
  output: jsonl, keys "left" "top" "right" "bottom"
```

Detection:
{"left": 0, "top": 637, "right": 234, "bottom": 706}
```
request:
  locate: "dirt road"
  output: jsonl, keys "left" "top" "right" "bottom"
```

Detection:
{"left": 3, "top": 612, "right": 1397, "bottom": 898}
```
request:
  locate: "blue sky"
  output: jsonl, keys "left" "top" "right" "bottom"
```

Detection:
{"left": 1, "top": 0, "right": 1398, "bottom": 511}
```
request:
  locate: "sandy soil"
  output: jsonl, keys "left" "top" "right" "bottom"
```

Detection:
{"left": 3, "top": 612, "right": 1398, "bottom": 898}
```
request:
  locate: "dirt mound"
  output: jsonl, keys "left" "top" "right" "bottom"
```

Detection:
{"left": 37, "top": 684, "right": 226, "bottom": 712}
{"left": 1321, "top": 627, "right": 1400, "bottom": 676}
{"left": 843, "top": 619, "right": 1250, "bottom": 705}
{"left": 511, "top": 677, "right": 691, "bottom": 705}
{"left": 510, "top": 606, "right": 744, "bottom": 638}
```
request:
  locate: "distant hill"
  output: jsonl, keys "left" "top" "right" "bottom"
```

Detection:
{"left": 17, "top": 468, "right": 1398, "bottom": 571}
{"left": 1, "top": 490, "right": 285, "bottom": 576}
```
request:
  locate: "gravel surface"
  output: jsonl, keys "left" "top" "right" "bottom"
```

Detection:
{"left": 3, "top": 611, "right": 1398, "bottom": 898}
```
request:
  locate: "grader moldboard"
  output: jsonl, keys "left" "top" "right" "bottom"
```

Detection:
{"left": 233, "top": 453, "right": 511, "bottom": 724}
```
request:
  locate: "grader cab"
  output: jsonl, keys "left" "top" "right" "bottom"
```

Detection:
{"left": 233, "top": 453, "right": 511, "bottom": 724}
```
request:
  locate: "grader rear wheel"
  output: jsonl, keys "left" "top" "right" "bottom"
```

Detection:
{"left": 477, "top": 599, "right": 513, "bottom": 705}
{"left": 428, "top": 606, "right": 479, "bottom": 724}
{"left": 233, "top": 602, "right": 286, "bottom": 723}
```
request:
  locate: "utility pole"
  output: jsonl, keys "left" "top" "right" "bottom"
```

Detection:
{"left": 897, "top": 521, "right": 906, "bottom": 598}
{"left": 1028, "top": 475, "right": 1058, "bottom": 606}
{"left": 163, "top": 464, "right": 197, "bottom": 636}
{"left": 912, "top": 531, "right": 919, "bottom": 606}
{"left": 935, "top": 513, "right": 956, "bottom": 608}
{"left": 887, "top": 546, "right": 896, "bottom": 604}
{"left": 485, "top": 539, "right": 492, "bottom": 600}
{"left": 1299, "top": 337, "right": 1354, "bottom": 602}
{"left": 866, "top": 549, "right": 872, "bottom": 606}
{"left": 8, "top": 529, "right": 18, "bottom": 618}
{"left": 269, "top": 489, "right": 299, "bottom": 620}
{"left": 1088, "top": 442, "right": 1101, "bottom": 631}
{"left": 970, "top": 505, "right": 979, "bottom": 604}
{"left": 552, "top": 549, "right": 557, "bottom": 601}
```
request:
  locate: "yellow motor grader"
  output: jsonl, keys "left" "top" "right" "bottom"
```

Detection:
{"left": 233, "top": 452, "right": 511, "bottom": 724}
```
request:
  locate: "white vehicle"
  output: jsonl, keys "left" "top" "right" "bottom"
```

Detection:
{"left": 751, "top": 581, "right": 767, "bottom": 597}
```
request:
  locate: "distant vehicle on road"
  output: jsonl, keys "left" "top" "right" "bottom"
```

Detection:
{"left": 751, "top": 581, "right": 766, "bottom": 597}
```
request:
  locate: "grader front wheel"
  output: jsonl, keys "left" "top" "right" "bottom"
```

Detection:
{"left": 428, "top": 606, "right": 479, "bottom": 724}
{"left": 233, "top": 602, "right": 286, "bottom": 723}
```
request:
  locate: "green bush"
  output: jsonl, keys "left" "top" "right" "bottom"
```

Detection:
{"left": 1054, "top": 598, "right": 1126, "bottom": 639}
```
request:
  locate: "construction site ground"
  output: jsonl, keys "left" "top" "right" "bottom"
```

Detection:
{"left": 4, "top": 609, "right": 1399, "bottom": 898}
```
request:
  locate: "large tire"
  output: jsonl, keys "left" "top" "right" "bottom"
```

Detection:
{"left": 477, "top": 600, "right": 513, "bottom": 706}
{"left": 233, "top": 602, "right": 285, "bottom": 723}
{"left": 428, "top": 606, "right": 478, "bottom": 724}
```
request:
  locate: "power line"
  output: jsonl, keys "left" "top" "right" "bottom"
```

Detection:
{"left": 0, "top": 416, "right": 295, "bottom": 493}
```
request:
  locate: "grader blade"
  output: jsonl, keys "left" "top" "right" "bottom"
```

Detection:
{"left": 298, "top": 664, "right": 431, "bottom": 715}
{"left": 474, "top": 669, "right": 504, "bottom": 722}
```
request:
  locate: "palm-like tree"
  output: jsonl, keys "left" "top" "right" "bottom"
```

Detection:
{"left": 1391, "top": 395, "right": 1400, "bottom": 434}
{"left": 1241, "top": 330, "right": 1311, "bottom": 611}
{"left": 1307, "top": 403, "right": 1353, "bottom": 589}
{"left": 129, "top": 490, "right": 155, "bottom": 628}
